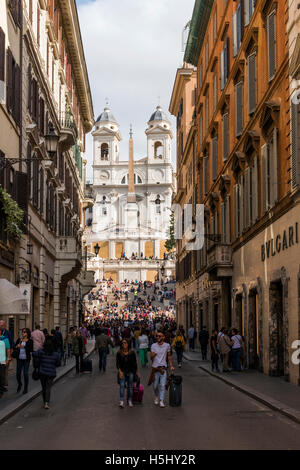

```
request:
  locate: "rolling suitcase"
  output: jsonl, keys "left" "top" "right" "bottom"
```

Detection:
{"left": 169, "top": 375, "right": 182, "bottom": 407}
{"left": 82, "top": 358, "right": 93, "bottom": 373}
{"left": 127, "top": 383, "right": 144, "bottom": 404}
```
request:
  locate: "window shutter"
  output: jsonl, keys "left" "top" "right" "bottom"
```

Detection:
{"left": 261, "top": 144, "right": 268, "bottom": 213}
{"left": 6, "top": 49, "right": 12, "bottom": 112}
{"left": 244, "top": 0, "right": 250, "bottom": 25}
{"left": 225, "top": 195, "right": 230, "bottom": 244}
{"left": 199, "top": 164, "right": 203, "bottom": 202}
{"left": 212, "top": 136, "right": 218, "bottom": 181}
{"left": 39, "top": 168, "right": 44, "bottom": 215}
{"left": 0, "top": 28, "right": 5, "bottom": 83}
{"left": 291, "top": 103, "right": 299, "bottom": 188}
{"left": 248, "top": 53, "right": 257, "bottom": 114}
{"left": 221, "top": 202, "right": 225, "bottom": 243}
{"left": 224, "top": 38, "right": 229, "bottom": 82}
{"left": 199, "top": 64, "right": 203, "bottom": 89}
{"left": 235, "top": 81, "right": 243, "bottom": 137}
{"left": 15, "top": 171, "right": 28, "bottom": 228}
{"left": 234, "top": 184, "right": 239, "bottom": 238}
{"left": 14, "top": 63, "right": 20, "bottom": 126}
{"left": 213, "top": 11, "right": 217, "bottom": 42}
{"left": 252, "top": 156, "right": 258, "bottom": 222}
{"left": 233, "top": 11, "right": 238, "bottom": 57}
{"left": 239, "top": 177, "right": 244, "bottom": 233}
{"left": 220, "top": 49, "right": 225, "bottom": 90}
{"left": 244, "top": 167, "right": 250, "bottom": 228}
{"left": 213, "top": 73, "right": 217, "bottom": 111}
{"left": 267, "top": 11, "right": 276, "bottom": 80}
{"left": 205, "top": 94, "right": 209, "bottom": 133}
{"left": 204, "top": 155, "right": 209, "bottom": 195}
{"left": 199, "top": 113, "right": 203, "bottom": 148}
{"left": 270, "top": 127, "right": 278, "bottom": 206}
{"left": 222, "top": 112, "right": 229, "bottom": 161}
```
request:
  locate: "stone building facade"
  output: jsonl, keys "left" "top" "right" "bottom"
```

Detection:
{"left": 173, "top": 0, "right": 300, "bottom": 384}
{"left": 0, "top": 0, "right": 94, "bottom": 340}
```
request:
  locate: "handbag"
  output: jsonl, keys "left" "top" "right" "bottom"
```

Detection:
{"left": 11, "top": 348, "right": 18, "bottom": 359}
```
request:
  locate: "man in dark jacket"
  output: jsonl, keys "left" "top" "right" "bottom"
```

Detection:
{"left": 199, "top": 326, "right": 209, "bottom": 360}
{"left": 95, "top": 329, "right": 113, "bottom": 372}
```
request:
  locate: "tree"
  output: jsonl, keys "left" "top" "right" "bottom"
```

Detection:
{"left": 165, "top": 210, "right": 176, "bottom": 252}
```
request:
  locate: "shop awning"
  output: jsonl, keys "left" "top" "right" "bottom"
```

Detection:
{"left": 0, "top": 279, "right": 30, "bottom": 315}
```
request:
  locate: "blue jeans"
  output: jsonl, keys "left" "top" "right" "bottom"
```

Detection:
{"left": 119, "top": 372, "right": 134, "bottom": 401}
{"left": 232, "top": 348, "right": 241, "bottom": 371}
{"left": 98, "top": 348, "right": 107, "bottom": 371}
{"left": 153, "top": 370, "right": 167, "bottom": 401}
{"left": 16, "top": 359, "right": 30, "bottom": 390}
{"left": 67, "top": 344, "right": 72, "bottom": 357}
{"left": 176, "top": 349, "right": 183, "bottom": 365}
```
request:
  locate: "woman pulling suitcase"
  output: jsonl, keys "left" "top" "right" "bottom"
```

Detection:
{"left": 116, "top": 338, "right": 138, "bottom": 408}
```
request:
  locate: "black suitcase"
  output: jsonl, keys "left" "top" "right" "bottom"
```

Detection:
{"left": 169, "top": 375, "right": 182, "bottom": 406}
{"left": 82, "top": 358, "right": 93, "bottom": 373}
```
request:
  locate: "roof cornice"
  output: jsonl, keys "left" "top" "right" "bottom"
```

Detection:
{"left": 169, "top": 65, "right": 197, "bottom": 116}
{"left": 184, "top": 0, "right": 214, "bottom": 66}
{"left": 59, "top": 0, "right": 94, "bottom": 132}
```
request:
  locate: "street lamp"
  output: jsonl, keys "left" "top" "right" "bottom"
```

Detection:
{"left": 94, "top": 243, "right": 100, "bottom": 256}
{"left": 45, "top": 125, "right": 59, "bottom": 157}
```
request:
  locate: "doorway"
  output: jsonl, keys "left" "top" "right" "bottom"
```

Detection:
{"left": 269, "top": 281, "right": 284, "bottom": 377}
{"left": 249, "top": 290, "right": 259, "bottom": 369}
{"left": 236, "top": 294, "right": 243, "bottom": 334}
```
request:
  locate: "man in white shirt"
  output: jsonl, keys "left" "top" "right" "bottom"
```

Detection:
{"left": 188, "top": 325, "right": 195, "bottom": 351}
{"left": 150, "top": 330, "right": 174, "bottom": 408}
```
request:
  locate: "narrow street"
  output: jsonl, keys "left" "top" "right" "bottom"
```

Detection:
{"left": 0, "top": 352, "right": 299, "bottom": 450}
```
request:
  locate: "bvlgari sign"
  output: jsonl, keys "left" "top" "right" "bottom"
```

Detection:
{"left": 261, "top": 223, "right": 299, "bottom": 261}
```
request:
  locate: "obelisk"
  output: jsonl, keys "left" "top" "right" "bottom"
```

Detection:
{"left": 126, "top": 125, "right": 139, "bottom": 231}
{"left": 127, "top": 125, "right": 136, "bottom": 203}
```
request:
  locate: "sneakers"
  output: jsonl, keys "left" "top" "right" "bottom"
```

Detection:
{"left": 128, "top": 400, "right": 133, "bottom": 407}
{"left": 119, "top": 401, "right": 125, "bottom": 408}
{"left": 178, "top": 364, "right": 182, "bottom": 368}
{"left": 44, "top": 403, "right": 50, "bottom": 409}
{"left": 154, "top": 397, "right": 159, "bottom": 405}
{"left": 159, "top": 400, "right": 165, "bottom": 408}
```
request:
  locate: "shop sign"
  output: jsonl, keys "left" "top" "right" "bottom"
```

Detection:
{"left": 261, "top": 223, "right": 299, "bottom": 262}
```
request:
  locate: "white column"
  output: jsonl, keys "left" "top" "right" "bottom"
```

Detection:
{"left": 154, "top": 239, "right": 160, "bottom": 259}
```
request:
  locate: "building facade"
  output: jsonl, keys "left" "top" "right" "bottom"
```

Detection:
{"left": 85, "top": 106, "right": 176, "bottom": 283}
{"left": 174, "top": 0, "right": 300, "bottom": 384}
{"left": 0, "top": 0, "right": 94, "bottom": 340}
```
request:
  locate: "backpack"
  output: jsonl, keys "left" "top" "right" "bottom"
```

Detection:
{"left": 175, "top": 340, "right": 183, "bottom": 351}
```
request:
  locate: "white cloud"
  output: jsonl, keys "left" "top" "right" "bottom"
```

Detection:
{"left": 77, "top": 0, "right": 195, "bottom": 181}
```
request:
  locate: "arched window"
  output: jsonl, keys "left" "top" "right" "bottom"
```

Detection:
{"left": 154, "top": 141, "right": 163, "bottom": 158}
{"left": 121, "top": 176, "right": 126, "bottom": 184}
{"left": 101, "top": 143, "right": 109, "bottom": 160}
{"left": 121, "top": 174, "right": 143, "bottom": 184}
{"left": 137, "top": 175, "right": 142, "bottom": 184}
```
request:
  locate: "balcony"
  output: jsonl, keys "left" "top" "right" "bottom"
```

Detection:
{"left": 59, "top": 111, "right": 78, "bottom": 152}
{"left": 56, "top": 236, "right": 82, "bottom": 281}
{"left": 207, "top": 244, "right": 233, "bottom": 279}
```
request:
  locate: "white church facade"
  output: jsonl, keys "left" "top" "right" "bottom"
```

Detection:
{"left": 84, "top": 105, "right": 176, "bottom": 282}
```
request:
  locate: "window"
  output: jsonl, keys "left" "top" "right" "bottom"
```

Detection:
{"left": 222, "top": 112, "right": 229, "bottom": 161}
{"left": 39, "top": 168, "right": 44, "bottom": 215}
{"left": 213, "top": 10, "right": 217, "bottom": 43}
{"left": 244, "top": 0, "right": 256, "bottom": 25}
{"left": 6, "top": 49, "right": 21, "bottom": 126}
{"left": 267, "top": 10, "right": 276, "bottom": 81}
{"left": 154, "top": 141, "right": 163, "bottom": 158}
{"left": 248, "top": 52, "right": 257, "bottom": 114}
{"left": 0, "top": 28, "right": 5, "bottom": 103}
{"left": 8, "top": 0, "right": 21, "bottom": 27}
{"left": 199, "top": 63, "right": 203, "bottom": 90}
{"left": 234, "top": 176, "right": 244, "bottom": 238}
{"left": 244, "top": 159, "right": 258, "bottom": 228}
{"left": 101, "top": 143, "right": 109, "bottom": 160}
{"left": 233, "top": 1, "right": 243, "bottom": 57}
{"left": 235, "top": 81, "right": 243, "bottom": 137}
{"left": 205, "top": 93, "right": 209, "bottom": 134}
{"left": 212, "top": 136, "right": 218, "bottom": 181}
{"left": 121, "top": 176, "right": 126, "bottom": 184}
{"left": 199, "top": 113, "right": 203, "bottom": 148}
{"left": 220, "top": 37, "right": 229, "bottom": 90}
{"left": 213, "top": 72, "right": 218, "bottom": 112}
{"left": 291, "top": 102, "right": 300, "bottom": 188}
{"left": 204, "top": 153, "right": 209, "bottom": 195}
{"left": 261, "top": 129, "right": 278, "bottom": 212}
{"left": 206, "top": 39, "right": 209, "bottom": 70}
{"left": 221, "top": 195, "right": 231, "bottom": 244}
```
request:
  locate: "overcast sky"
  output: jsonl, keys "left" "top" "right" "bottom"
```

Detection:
{"left": 76, "top": 0, "right": 195, "bottom": 181}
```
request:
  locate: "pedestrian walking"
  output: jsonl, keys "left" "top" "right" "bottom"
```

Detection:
{"left": 171, "top": 330, "right": 185, "bottom": 368}
{"left": 0, "top": 325, "right": 11, "bottom": 399}
{"left": 95, "top": 328, "right": 113, "bottom": 372}
{"left": 148, "top": 329, "right": 174, "bottom": 408}
{"left": 54, "top": 326, "right": 64, "bottom": 361}
{"left": 15, "top": 328, "right": 33, "bottom": 394}
{"left": 72, "top": 330, "right": 86, "bottom": 374}
{"left": 66, "top": 327, "right": 75, "bottom": 357}
{"left": 33, "top": 337, "right": 60, "bottom": 409}
{"left": 199, "top": 326, "right": 209, "bottom": 360}
{"left": 210, "top": 329, "right": 219, "bottom": 372}
{"left": 31, "top": 324, "right": 45, "bottom": 352}
{"left": 231, "top": 328, "right": 243, "bottom": 371}
{"left": 138, "top": 329, "right": 149, "bottom": 367}
{"left": 116, "top": 338, "right": 137, "bottom": 408}
{"left": 0, "top": 320, "right": 13, "bottom": 391}
{"left": 218, "top": 329, "right": 233, "bottom": 372}
{"left": 187, "top": 324, "right": 195, "bottom": 351}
